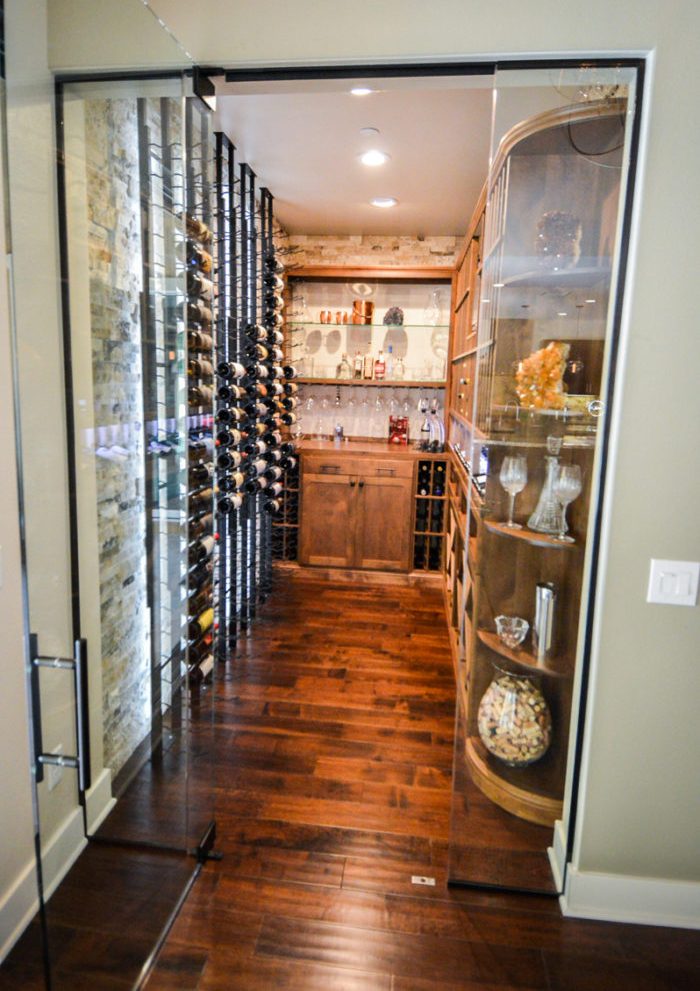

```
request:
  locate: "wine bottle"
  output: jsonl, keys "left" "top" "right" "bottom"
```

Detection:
{"left": 265, "top": 449, "right": 283, "bottom": 464}
{"left": 187, "top": 271, "right": 214, "bottom": 301}
{"left": 278, "top": 396, "right": 297, "bottom": 411}
{"left": 245, "top": 342, "right": 269, "bottom": 361}
{"left": 270, "top": 381, "right": 284, "bottom": 396}
{"left": 219, "top": 470, "right": 246, "bottom": 492}
{"left": 264, "top": 254, "right": 284, "bottom": 274}
{"left": 189, "top": 559, "right": 213, "bottom": 591}
{"left": 282, "top": 365, "right": 297, "bottom": 380}
{"left": 268, "top": 330, "right": 284, "bottom": 346}
{"left": 245, "top": 323, "right": 267, "bottom": 341}
{"left": 247, "top": 457, "right": 268, "bottom": 477}
{"left": 187, "top": 241, "right": 213, "bottom": 273}
{"left": 185, "top": 215, "right": 212, "bottom": 243}
{"left": 189, "top": 512, "right": 213, "bottom": 539}
{"left": 216, "top": 428, "right": 243, "bottom": 449}
{"left": 217, "top": 360, "right": 246, "bottom": 380}
{"left": 280, "top": 441, "right": 296, "bottom": 456}
{"left": 264, "top": 311, "right": 283, "bottom": 328}
{"left": 278, "top": 411, "right": 297, "bottom": 426}
{"left": 261, "top": 428, "right": 282, "bottom": 446}
{"left": 267, "top": 481, "right": 284, "bottom": 498}
{"left": 188, "top": 358, "right": 214, "bottom": 380}
{"left": 187, "top": 299, "right": 212, "bottom": 324}
{"left": 188, "top": 654, "right": 215, "bottom": 684}
{"left": 270, "top": 346, "right": 285, "bottom": 362}
{"left": 190, "top": 486, "right": 216, "bottom": 511}
{"left": 264, "top": 465, "right": 283, "bottom": 482}
{"left": 217, "top": 492, "right": 243, "bottom": 514}
{"left": 189, "top": 385, "right": 213, "bottom": 406}
{"left": 188, "top": 584, "right": 213, "bottom": 617}
{"left": 188, "top": 534, "right": 216, "bottom": 565}
{"left": 282, "top": 382, "right": 298, "bottom": 396}
{"left": 254, "top": 382, "right": 269, "bottom": 398}
{"left": 244, "top": 438, "right": 268, "bottom": 457}
{"left": 189, "top": 462, "right": 214, "bottom": 486}
{"left": 188, "top": 329, "right": 214, "bottom": 352}
{"left": 250, "top": 362, "right": 269, "bottom": 380}
{"left": 263, "top": 273, "right": 284, "bottom": 291}
{"left": 271, "top": 365, "right": 285, "bottom": 380}
{"left": 188, "top": 605, "right": 214, "bottom": 639}
{"left": 189, "top": 435, "right": 214, "bottom": 456}
{"left": 244, "top": 476, "right": 269, "bottom": 494}
{"left": 263, "top": 497, "right": 282, "bottom": 514}
{"left": 188, "top": 633, "right": 213, "bottom": 666}
{"left": 216, "top": 407, "right": 248, "bottom": 426}
{"left": 216, "top": 449, "right": 243, "bottom": 471}
{"left": 217, "top": 383, "right": 246, "bottom": 403}
{"left": 280, "top": 455, "right": 297, "bottom": 471}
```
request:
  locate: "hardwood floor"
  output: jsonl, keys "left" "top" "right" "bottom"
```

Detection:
{"left": 146, "top": 576, "right": 700, "bottom": 990}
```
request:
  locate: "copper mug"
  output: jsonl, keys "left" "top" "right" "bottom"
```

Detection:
{"left": 352, "top": 300, "right": 374, "bottom": 325}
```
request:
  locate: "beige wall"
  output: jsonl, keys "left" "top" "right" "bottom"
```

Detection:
{"left": 24, "top": 0, "right": 700, "bottom": 900}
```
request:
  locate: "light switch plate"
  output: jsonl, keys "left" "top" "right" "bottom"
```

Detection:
{"left": 646, "top": 559, "right": 699, "bottom": 606}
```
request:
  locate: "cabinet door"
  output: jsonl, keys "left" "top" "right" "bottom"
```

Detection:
{"left": 299, "top": 472, "right": 357, "bottom": 567}
{"left": 355, "top": 474, "right": 413, "bottom": 571}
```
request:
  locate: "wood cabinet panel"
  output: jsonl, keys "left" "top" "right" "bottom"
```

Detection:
{"left": 354, "top": 475, "right": 413, "bottom": 572}
{"left": 298, "top": 472, "right": 357, "bottom": 568}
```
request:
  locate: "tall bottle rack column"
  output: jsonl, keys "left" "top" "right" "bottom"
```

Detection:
{"left": 185, "top": 99, "right": 217, "bottom": 686}
{"left": 212, "top": 137, "right": 297, "bottom": 651}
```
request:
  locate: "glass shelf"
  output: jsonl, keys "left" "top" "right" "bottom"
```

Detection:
{"left": 287, "top": 321, "right": 450, "bottom": 330}
{"left": 297, "top": 377, "right": 446, "bottom": 388}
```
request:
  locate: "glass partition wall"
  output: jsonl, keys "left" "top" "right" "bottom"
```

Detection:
{"left": 2, "top": 4, "right": 218, "bottom": 978}
{"left": 447, "top": 65, "right": 640, "bottom": 893}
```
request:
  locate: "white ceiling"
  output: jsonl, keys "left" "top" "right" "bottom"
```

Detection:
{"left": 213, "top": 76, "right": 494, "bottom": 237}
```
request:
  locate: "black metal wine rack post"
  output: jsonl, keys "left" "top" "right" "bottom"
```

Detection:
{"left": 212, "top": 140, "right": 298, "bottom": 646}
{"left": 185, "top": 98, "right": 217, "bottom": 688}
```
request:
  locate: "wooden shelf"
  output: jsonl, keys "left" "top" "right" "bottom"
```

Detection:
{"left": 415, "top": 493, "right": 447, "bottom": 501}
{"left": 483, "top": 519, "right": 577, "bottom": 549}
{"left": 465, "top": 736, "right": 563, "bottom": 828}
{"left": 476, "top": 629, "right": 568, "bottom": 678}
{"left": 297, "top": 377, "right": 446, "bottom": 388}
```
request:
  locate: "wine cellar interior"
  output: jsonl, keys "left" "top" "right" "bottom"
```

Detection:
{"left": 3, "top": 12, "right": 699, "bottom": 985}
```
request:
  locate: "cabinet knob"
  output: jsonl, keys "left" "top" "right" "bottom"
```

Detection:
{"left": 349, "top": 479, "right": 356, "bottom": 487}
{"left": 358, "top": 480, "right": 365, "bottom": 488}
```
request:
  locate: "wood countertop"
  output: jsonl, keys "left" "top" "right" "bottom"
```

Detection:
{"left": 298, "top": 438, "right": 446, "bottom": 460}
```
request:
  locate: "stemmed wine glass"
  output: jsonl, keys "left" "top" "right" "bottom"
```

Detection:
{"left": 553, "top": 464, "right": 582, "bottom": 542}
{"left": 499, "top": 455, "right": 528, "bottom": 529}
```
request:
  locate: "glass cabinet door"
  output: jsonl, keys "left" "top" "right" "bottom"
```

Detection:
{"left": 448, "top": 64, "right": 640, "bottom": 893}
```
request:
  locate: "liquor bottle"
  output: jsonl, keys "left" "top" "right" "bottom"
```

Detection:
{"left": 217, "top": 492, "right": 243, "bottom": 514}
{"left": 353, "top": 352, "right": 364, "bottom": 379}
{"left": 187, "top": 271, "right": 214, "bottom": 300}
{"left": 188, "top": 534, "right": 216, "bottom": 565}
{"left": 374, "top": 351, "right": 386, "bottom": 381}
{"left": 189, "top": 512, "right": 213, "bottom": 539}
{"left": 187, "top": 299, "right": 212, "bottom": 325}
{"left": 337, "top": 354, "right": 353, "bottom": 380}
{"left": 282, "top": 365, "right": 297, "bottom": 380}
{"left": 188, "top": 605, "right": 214, "bottom": 639}
{"left": 263, "top": 497, "right": 282, "bottom": 514}
{"left": 363, "top": 353, "right": 374, "bottom": 380}
{"left": 393, "top": 355, "right": 406, "bottom": 380}
{"left": 216, "top": 448, "right": 243, "bottom": 471}
{"left": 216, "top": 427, "right": 243, "bottom": 449}
{"left": 189, "top": 384, "right": 213, "bottom": 406}
{"left": 189, "top": 462, "right": 214, "bottom": 487}
{"left": 185, "top": 215, "right": 212, "bottom": 243}
{"left": 189, "top": 435, "right": 214, "bottom": 457}
{"left": 188, "top": 329, "right": 213, "bottom": 351}
{"left": 217, "top": 360, "right": 246, "bottom": 380}
{"left": 386, "top": 345, "right": 394, "bottom": 379}
{"left": 187, "top": 242, "right": 213, "bottom": 273}
{"left": 245, "top": 323, "right": 267, "bottom": 341}
{"left": 188, "top": 358, "right": 214, "bottom": 380}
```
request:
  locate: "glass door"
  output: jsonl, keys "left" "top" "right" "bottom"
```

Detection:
{"left": 2, "top": 4, "right": 217, "bottom": 987}
{"left": 448, "top": 63, "right": 640, "bottom": 894}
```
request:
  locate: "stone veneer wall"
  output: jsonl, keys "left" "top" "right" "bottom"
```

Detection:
{"left": 276, "top": 232, "right": 460, "bottom": 268}
{"left": 85, "top": 98, "right": 150, "bottom": 777}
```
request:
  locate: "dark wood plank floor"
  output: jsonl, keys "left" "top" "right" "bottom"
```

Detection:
{"left": 146, "top": 576, "right": 700, "bottom": 991}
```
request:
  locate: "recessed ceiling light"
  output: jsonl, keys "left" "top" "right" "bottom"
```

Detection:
{"left": 351, "top": 87, "right": 373, "bottom": 96}
{"left": 370, "top": 196, "right": 397, "bottom": 208}
{"left": 585, "top": 298, "right": 596, "bottom": 303}
{"left": 557, "top": 311, "right": 568, "bottom": 317}
{"left": 493, "top": 282, "right": 505, "bottom": 288}
{"left": 359, "top": 149, "right": 390, "bottom": 167}
{"left": 359, "top": 126, "right": 379, "bottom": 137}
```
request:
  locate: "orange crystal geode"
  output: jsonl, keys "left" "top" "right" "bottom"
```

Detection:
{"left": 515, "top": 341, "right": 570, "bottom": 410}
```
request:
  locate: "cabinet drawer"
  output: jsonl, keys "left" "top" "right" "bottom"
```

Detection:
{"left": 362, "top": 458, "right": 414, "bottom": 480}
{"left": 303, "top": 454, "right": 361, "bottom": 476}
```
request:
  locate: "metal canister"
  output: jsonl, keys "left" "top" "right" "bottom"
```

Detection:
{"left": 533, "top": 582, "right": 556, "bottom": 664}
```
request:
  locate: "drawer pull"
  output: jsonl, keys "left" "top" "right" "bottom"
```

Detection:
{"left": 320, "top": 464, "right": 342, "bottom": 474}
{"left": 376, "top": 467, "right": 396, "bottom": 476}
{"left": 358, "top": 480, "right": 365, "bottom": 488}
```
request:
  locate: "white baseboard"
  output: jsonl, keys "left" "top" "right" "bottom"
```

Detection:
{"left": 561, "top": 866, "right": 700, "bottom": 930}
{"left": 547, "top": 818, "right": 567, "bottom": 892}
{"left": 0, "top": 805, "right": 87, "bottom": 961}
{"left": 85, "top": 767, "right": 115, "bottom": 834}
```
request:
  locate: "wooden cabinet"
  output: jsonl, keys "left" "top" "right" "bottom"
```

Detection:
{"left": 299, "top": 452, "right": 413, "bottom": 572}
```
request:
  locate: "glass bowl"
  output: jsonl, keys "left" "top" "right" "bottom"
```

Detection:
{"left": 495, "top": 615, "right": 529, "bottom": 650}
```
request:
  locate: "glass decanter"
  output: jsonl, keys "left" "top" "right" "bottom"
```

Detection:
{"left": 423, "top": 289, "right": 442, "bottom": 326}
{"left": 528, "top": 435, "right": 563, "bottom": 534}
{"left": 336, "top": 353, "right": 352, "bottom": 380}
{"left": 393, "top": 355, "right": 406, "bottom": 380}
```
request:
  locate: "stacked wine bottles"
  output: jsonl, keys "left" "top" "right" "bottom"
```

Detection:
{"left": 413, "top": 459, "right": 447, "bottom": 571}
{"left": 186, "top": 212, "right": 217, "bottom": 686}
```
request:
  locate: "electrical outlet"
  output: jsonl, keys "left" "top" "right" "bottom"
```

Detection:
{"left": 47, "top": 744, "right": 64, "bottom": 791}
